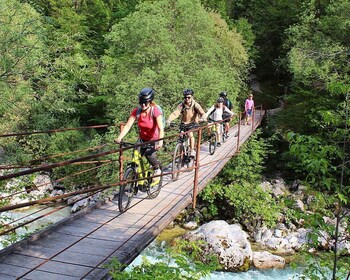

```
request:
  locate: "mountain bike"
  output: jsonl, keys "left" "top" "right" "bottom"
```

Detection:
{"left": 118, "top": 141, "right": 163, "bottom": 213}
{"left": 171, "top": 123, "right": 197, "bottom": 181}
{"left": 208, "top": 120, "right": 226, "bottom": 155}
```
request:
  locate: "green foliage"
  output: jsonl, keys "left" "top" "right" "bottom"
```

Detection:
{"left": 293, "top": 252, "right": 350, "bottom": 280}
{"left": 108, "top": 240, "right": 219, "bottom": 279}
{"left": 101, "top": 0, "right": 249, "bottom": 124}
{"left": 0, "top": 0, "right": 47, "bottom": 133}
{"left": 285, "top": 0, "right": 350, "bottom": 90}
{"left": 200, "top": 130, "right": 281, "bottom": 227}
{"left": 286, "top": 132, "right": 340, "bottom": 191}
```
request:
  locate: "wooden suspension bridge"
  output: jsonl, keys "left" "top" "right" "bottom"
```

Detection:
{"left": 0, "top": 108, "right": 265, "bottom": 280}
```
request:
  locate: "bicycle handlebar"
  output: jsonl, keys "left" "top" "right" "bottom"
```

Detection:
{"left": 117, "top": 141, "right": 155, "bottom": 149}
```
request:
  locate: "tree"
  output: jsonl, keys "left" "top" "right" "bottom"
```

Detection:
{"left": 101, "top": 0, "right": 249, "bottom": 123}
{"left": 0, "top": 0, "right": 46, "bottom": 133}
{"left": 281, "top": 1, "right": 350, "bottom": 278}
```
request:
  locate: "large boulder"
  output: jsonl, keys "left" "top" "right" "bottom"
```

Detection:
{"left": 253, "top": 251, "right": 285, "bottom": 269}
{"left": 183, "top": 220, "right": 252, "bottom": 272}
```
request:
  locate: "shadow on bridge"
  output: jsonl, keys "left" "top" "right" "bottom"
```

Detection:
{"left": 0, "top": 107, "right": 265, "bottom": 279}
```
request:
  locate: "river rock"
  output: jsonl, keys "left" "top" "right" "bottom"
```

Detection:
{"left": 183, "top": 221, "right": 198, "bottom": 230}
{"left": 252, "top": 251, "right": 285, "bottom": 269}
{"left": 183, "top": 220, "right": 252, "bottom": 272}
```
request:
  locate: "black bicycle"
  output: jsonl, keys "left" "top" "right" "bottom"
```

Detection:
{"left": 171, "top": 123, "right": 197, "bottom": 181}
{"left": 118, "top": 142, "right": 163, "bottom": 213}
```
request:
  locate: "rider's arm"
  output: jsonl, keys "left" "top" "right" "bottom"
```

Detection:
{"left": 196, "top": 103, "right": 206, "bottom": 118}
{"left": 155, "top": 115, "right": 164, "bottom": 149}
{"left": 167, "top": 104, "right": 182, "bottom": 123}
{"left": 204, "top": 105, "right": 215, "bottom": 120}
{"left": 115, "top": 116, "right": 136, "bottom": 143}
{"left": 224, "top": 106, "right": 235, "bottom": 117}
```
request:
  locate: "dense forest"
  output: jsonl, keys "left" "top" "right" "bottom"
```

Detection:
{"left": 0, "top": 0, "right": 349, "bottom": 279}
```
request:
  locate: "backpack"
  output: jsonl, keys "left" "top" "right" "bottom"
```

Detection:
{"left": 136, "top": 105, "right": 166, "bottom": 128}
{"left": 224, "top": 99, "right": 233, "bottom": 110}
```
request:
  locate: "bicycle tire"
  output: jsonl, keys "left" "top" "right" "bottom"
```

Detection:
{"left": 118, "top": 167, "right": 137, "bottom": 213}
{"left": 172, "top": 143, "right": 184, "bottom": 181}
{"left": 209, "top": 132, "right": 217, "bottom": 155}
{"left": 185, "top": 145, "right": 195, "bottom": 170}
{"left": 221, "top": 125, "right": 227, "bottom": 143}
{"left": 147, "top": 164, "right": 163, "bottom": 199}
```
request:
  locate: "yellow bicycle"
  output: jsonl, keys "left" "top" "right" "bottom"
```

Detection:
{"left": 118, "top": 142, "right": 163, "bottom": 213}
{"left": 208, "top": 120, "right": 226, "bottom": 155}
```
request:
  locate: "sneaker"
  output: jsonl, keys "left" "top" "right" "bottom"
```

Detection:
{"left": 217, "top": 142, "right": 221, "bottom": 147}
{"left": 190, "top": 150, "right": 196, "bottom": 158}
{"left": 150, "top": 169, "right": 161, "bottom": 187}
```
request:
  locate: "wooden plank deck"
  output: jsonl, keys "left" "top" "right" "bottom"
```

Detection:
{"left": 0, "top": 111, "right": 265, "bottom": 280}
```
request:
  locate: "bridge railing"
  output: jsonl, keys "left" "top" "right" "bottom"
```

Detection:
{"left": 0, "top": 105, "right": 264, "bottom": 240}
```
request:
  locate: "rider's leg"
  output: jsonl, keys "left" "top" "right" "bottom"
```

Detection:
{"left": 216, "top": 123, "right": 221, "bottom": 145}
{"left": 142, "top": 144, "right": 161, "bottom": 185}
{"left": 189, "top": 132, "right": 196, "bottom": 157}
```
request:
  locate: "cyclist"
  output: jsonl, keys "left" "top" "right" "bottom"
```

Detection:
{"left": 245, "top": 93, "right": 254, "bottom": 125}
{"left": 206, "top": 97, "right": 235, "bottom": 146}
{"left": 115, "top": 88, "right": 163, "bottom": 186}
{"left": 166, "top": 89, "right": 205, "bottom": 157}
{"left": 219, "top": 91, "right": 234, "bottom": 135}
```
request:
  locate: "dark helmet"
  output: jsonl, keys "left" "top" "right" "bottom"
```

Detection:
{"left": 219, "top": 91, "right": 227, "bottom": 97}
{"left": 217, "top": 97, "right": 225, "bottom": 103}
{"left": 183, "top": 88, "right": 194, "bottom": 96}
{"left": 139, "top": 87, "right": 155, "bottom": 103}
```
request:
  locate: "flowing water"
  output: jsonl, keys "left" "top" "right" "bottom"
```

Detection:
{"left": 0, "top": 205, "right": 71, "bottom": 250}
{"left": 128, "top": 241, "right": 301, "bottom": 280}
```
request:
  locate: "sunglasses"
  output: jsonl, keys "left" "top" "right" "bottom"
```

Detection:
{"left": 139, "top": 101, "right": 150, "bottom": 106}
{"left": 184, "top": 96, "right": 192, "bottom": 100}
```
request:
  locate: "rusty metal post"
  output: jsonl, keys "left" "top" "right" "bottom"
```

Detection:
{"left": 192, "top": 127, "right": 202, "bottom": 209}
{"left": 119, "top": 124, "right": 124, "bottom": 180}
{"left": 236, "top": 113, "right": 241, "bottom": 153}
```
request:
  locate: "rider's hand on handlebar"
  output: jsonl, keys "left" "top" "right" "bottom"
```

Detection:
{"left": 155, "top": 141, "right": 163, "bottom": 150}
{"left": 115, "top": 138, "right": 122, "bottom": 144}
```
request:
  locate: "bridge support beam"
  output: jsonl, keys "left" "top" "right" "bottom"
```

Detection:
{"left": 192, "top": 127, "right": 202, "bottom": 209}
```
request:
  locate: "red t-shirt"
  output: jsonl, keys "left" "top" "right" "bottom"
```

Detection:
{"left": 131, "top": 106, "right": 161, "bottom": 141}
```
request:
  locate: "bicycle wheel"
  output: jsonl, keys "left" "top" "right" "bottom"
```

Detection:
{"left": 209, "top": 132, "right": 217, "bottom": 155}
{"left": 221, "top": 125, "right": 227, "bottom": 143}
{"left": 172, "top": 143, "right": 184, "bottom": 181}
{"left": 118, "top": 167, "right": 137, "bottom": 213}
{"left": 147, "top": 164, "right": 163, "bottom": 199}
{"left": 185, "top": 145, "right": 196, "bottom": 170}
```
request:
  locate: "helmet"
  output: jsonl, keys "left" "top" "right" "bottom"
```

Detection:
{"left": 217, "top": 97, "right": 225, "bottom": 103}
{"left": 139, "top": 88, "right": 154, "bottom": 103}
{"left": 183, "top": 88, "right": 194, "bottom": 96}
{"left": 219, "top": 91, "right": 227, "bottom": 97}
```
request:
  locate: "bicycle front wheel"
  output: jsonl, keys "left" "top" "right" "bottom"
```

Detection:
{"left": 147, "top": 164, "right": 163, "bottom": 199}
{"left": 118, "top": 167, "right": 137, "bottom": 213}
{"left": 209, "top": 132, "right": 217, "bottom": 155}
{"left": 221, "top": 124, "right": 227, "bottom": 143}
{"left": 172, "top": 143, "right": 184, "bottom": 181}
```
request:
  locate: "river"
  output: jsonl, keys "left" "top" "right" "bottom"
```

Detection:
{"left": 0, "top": 205, "right": 71, "bottom": 250}
{"left": 128, "top": 240, "right": 300, "bottom": 280}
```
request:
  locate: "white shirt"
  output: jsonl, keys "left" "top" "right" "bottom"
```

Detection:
{"left": 206, "top": 105, "right": 234, "bottom": 121}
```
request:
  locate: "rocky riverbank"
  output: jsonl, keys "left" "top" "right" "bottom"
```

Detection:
{"left": 167, "top": 177, "right": 350, "bottom": 272}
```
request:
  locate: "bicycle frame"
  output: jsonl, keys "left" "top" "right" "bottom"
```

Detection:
{"left": 129, "top": 147, "right": 151, "bottom": 185}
